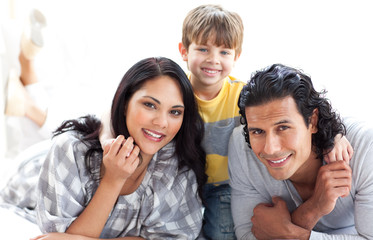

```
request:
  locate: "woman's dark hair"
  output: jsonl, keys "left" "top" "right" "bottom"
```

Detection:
{"left": 238, "top": 63, "right": 345, "bottom": 160}
{"left": 54, "top": 57, "right": 207, "bottom": 199}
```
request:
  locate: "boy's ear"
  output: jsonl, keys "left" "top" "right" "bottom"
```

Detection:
{"left": 178, "top": 42, "right": 188, "bottom": 61}
{"left": 234, "top": 52, "right": 241, "bottom": 62}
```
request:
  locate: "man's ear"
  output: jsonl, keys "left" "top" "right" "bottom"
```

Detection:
{"left": 178, "top": 42, "right": 188, "bottom": 61}
{"left": 310, "top": 108, "right": 319, "bottom": 133}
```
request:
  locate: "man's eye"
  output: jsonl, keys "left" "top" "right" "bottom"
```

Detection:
{"left": 250, "top": 129, "right": 263, "bottom": 135}
{"left": 279, "top": 126, "right": 289, "bottom": 131}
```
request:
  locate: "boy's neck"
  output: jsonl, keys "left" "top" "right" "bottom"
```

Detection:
{"left": 191, "top": 77, "right": 225, "bottom": 101}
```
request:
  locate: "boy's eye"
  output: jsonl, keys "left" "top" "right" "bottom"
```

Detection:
{"left": 198, "top": 48, "right": 208, "bottom": 52}
{"left": 221, "top": 51, "right": 229, "bottom": 55}
{"left": 144, "top": 102, "right": 156, "bottom": 109}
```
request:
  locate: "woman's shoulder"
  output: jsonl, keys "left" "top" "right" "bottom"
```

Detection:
{"left": 149, "top": 143, "right": 197, "bottom": 196}
{"left": 47, "top": 131, "right": 95, "bottom": 177}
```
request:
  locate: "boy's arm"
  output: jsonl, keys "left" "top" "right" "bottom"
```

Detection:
{"left": 324, "top": 134, "right": 353, "bottom": 164}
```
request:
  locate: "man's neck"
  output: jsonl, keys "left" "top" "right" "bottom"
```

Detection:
{"left": 289, "top": 151, "right": 322, "bottom": 201}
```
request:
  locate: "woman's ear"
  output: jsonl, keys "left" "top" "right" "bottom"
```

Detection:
{"left": 310, "top": 108, "right": 319, "bottom": 134}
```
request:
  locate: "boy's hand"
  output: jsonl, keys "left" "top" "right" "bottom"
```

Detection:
{"left": 102, "top": 135, "right": 140, "bottom": 187}
{"left": 324, "top": 134, "right": 353, "bottom": 164}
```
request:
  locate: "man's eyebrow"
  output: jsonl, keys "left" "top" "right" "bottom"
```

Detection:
{"left": 143, "top": 96, "right": 184, "bottom": 108}
{"left": 274, "top": 119, "right": 291, "bottom": 125}
{"left": 247, "top": 119, "right": 291, "bottom": 132}
{"left": 247, "top": 127, "right": 262, "bottom": 132}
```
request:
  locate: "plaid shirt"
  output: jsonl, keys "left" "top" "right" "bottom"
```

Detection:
{"left": 1, "top": 132, "right": 203, "bottom": 239}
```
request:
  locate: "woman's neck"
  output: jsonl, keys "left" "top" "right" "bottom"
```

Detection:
{"left": 119, "top": 153, "right": 152, "bottom": 195}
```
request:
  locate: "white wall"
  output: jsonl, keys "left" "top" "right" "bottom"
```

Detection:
{"left": 2, "top": 0, "right": 373, "bottom": 136}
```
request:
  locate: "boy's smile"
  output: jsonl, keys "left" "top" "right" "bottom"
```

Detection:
{"left": 179, "top": 38, "right": 239, "bottom": 100}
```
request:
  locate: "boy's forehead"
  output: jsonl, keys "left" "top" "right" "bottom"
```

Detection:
{"left": 195, "top": 35, "right": 233, "bottom": 49}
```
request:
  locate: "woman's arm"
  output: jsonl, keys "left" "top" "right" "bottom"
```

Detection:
{"left": 31, "top": 232, "right": 145, "bottom": 240}
{"left": 65, "top": 136, "right": 140, "bottom": 237}
{"left": 36, "top": 133, "right": 140, "bottom": 237}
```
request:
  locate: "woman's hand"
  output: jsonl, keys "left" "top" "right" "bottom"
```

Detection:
{"left": 30, "top": 232, "right": 86, "bottom": 240}
{"left": 324, "top": 134, "right": 353, "bottom": 164}
{"left": 102, "top": 135, "right": 140, "bottom": 187}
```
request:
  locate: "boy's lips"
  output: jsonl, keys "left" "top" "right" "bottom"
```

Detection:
{"left": 202, "top": 68, "right": 221, "bottom": 74}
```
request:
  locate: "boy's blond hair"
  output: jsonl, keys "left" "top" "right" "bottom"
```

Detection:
{"left": 182, "top": 4, "right": 244, "bottom": 57}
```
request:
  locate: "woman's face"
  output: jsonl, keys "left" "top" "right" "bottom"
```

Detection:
{"left": 125, "top": 75, "right": 184, "bottom": 160}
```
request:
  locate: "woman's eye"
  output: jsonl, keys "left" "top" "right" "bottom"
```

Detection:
{"left": 144, "top": 102, "right": 156, "bottom": 109}
{"left": 170, "top": 110, "right": 183, "bottom": 116}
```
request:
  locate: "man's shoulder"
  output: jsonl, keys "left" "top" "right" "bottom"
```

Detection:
{"left": 344, "top": 117, "right": 373, "bottom": 145}
{"left": 344, "top": 117, "right": 373, "bottom": 171}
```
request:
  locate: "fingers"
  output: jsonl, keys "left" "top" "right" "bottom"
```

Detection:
{"left": 325, "top": 135, "right": 354, "bottom": 164}
{"left": 319, "top": 161, "right": 352, "bottom": 197}
{"left": 347, "top": 144, "right": 354, "bottom": 159}
{"left": 102, "top": 138, "right": 115, "bottom": 155}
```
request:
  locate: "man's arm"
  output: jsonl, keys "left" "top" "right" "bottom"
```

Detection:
{"left": 291, "top": 161, "right": 351, "bottom": 230}
{"left": 228, "top": 127, "right": 268, "bottom": 239}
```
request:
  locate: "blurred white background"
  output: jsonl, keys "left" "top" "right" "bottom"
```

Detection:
{"left": 1, "top": 0, "right": 372, "bottom": 155}
{"left": 0, "top": 0, "right": 372, "bottom": 237}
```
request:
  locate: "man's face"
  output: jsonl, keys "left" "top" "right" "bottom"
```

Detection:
{"left": 245, "top": 96, "right": 318, "bottom": 181}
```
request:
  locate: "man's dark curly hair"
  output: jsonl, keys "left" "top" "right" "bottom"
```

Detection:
{"left": 238, "top": 63, "right": 345, "bottom": 160}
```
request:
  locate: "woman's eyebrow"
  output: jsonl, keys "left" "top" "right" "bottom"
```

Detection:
{"left": 143, "top": 96, "right": 184, "bottom": 108}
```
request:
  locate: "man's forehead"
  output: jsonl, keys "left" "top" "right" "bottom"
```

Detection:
{"left": 245, "top": 97, "right": 299, "bottom": 126}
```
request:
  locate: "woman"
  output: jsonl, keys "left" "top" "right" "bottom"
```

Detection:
{"left": 1, "top": 57, "right": 207, "bottom": 239}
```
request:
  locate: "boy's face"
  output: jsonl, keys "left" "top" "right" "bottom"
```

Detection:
{"left": 179, "top": 38, "right": 239, "bottom": 94}
{"left": 244, "top": 96, "right": 318, "bottom": 181}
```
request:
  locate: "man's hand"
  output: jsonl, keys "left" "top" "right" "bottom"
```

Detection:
{"left": 309, "top": 160, "right": 352, "bottom": 216}
{"left": 251, "top": 197, "right": 310, "bottom": 240}
{"left": 291, "top": 160, "right": 352, "bottom": 231}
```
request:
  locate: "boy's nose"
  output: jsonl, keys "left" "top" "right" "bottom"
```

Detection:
{"left": 206, "top": 52, "right": 219, "bottom": 64}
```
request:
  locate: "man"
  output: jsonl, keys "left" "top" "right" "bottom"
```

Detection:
{"left": 228, "top": 64, "right": 373, "bottom": 239}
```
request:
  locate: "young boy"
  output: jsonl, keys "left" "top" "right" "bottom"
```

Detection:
{"left": 178, "top": 5, "right": 244, "bottom": 239}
